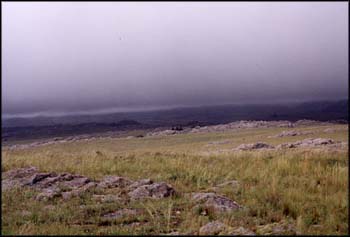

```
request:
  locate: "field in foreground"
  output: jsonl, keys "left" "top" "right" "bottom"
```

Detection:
{"left": 1, "top": 124, "right": 349, "bottom": 235}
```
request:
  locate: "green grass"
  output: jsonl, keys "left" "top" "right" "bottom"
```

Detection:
{"left": 1, "top": 125, "right": 348, "bottom": 235}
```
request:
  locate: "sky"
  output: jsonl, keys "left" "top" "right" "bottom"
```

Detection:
{"left": 2, "top": 2, "right": 348, "bottom": 117}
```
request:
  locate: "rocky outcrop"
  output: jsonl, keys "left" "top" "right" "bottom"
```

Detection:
{"left": 293, "top": 120, "right": 329, "bottom": 126}
{"left": 235, "top": 142, "right": 274, "bottom": 151}
{"left": 268, "top": 130, "right": 313, "bottom": 138}
{"left": 276, "top": 138, "right": 338, "bottom": 149}
{"left": 199, "top": 221, "right": 228, "bottom": 235}
{"left": 97, "top": 176, "right": 133, "bottom": 189}
{"left": 229, "top": 226, "right": 256, "bottom": 235}
{"left": 323, "top": 128, "right": 337, "bottom": 133}
{"left": 2, "top": 166, "right": 39, "bottom": 191}
{"left": 191, "top": 121, "right": 293, "bottom": 134}
{"left": 190, "top": 192, "right": 240, "bottom": 213}
{"left": 207, "top": 140, "right": 232, "bottom": 145}
{"left": 2, "top": 167, "right": 176, "bottom": 202}
{"left": 166, "top": 231, "right": 181, "bottom": 235}
{"left": 146, "top": 120, "right": 341, "bottom": 137}
{"left": 256, "top": 221, "right": 296, "bottom": 235}
{"left": 128, "top": 182, "right": 176, "bottom": 200}
{"left": 199, "top": 221, "right": 255, "bottom": 235}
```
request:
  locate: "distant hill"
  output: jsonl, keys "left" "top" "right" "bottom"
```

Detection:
{"left": 2, "top": 99, "right": 348, "bottom": 142}
{"left": 2, "top": 120, "right": 147, "bottom": 141}
{"left": 114, "top": 119, "right": 141, "bottom": 126}
{"left": 2, "top": 99, "right": 348, "bottom": 128}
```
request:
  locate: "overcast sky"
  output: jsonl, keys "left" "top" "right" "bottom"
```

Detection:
{"left": 2, "top": 2, "right": 348, "bottom": 117}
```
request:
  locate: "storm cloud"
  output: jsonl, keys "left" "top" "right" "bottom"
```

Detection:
{"left": 2, "top": 2, "right": 348, "bottom": 116}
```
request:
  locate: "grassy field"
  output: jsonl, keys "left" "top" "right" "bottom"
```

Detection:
{"left": 1, "top": 124, "right": 348, "bottom": 235}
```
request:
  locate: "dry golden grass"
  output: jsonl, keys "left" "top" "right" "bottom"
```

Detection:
{"left": 1, "top": 124, "right": 348, "bottom": 235}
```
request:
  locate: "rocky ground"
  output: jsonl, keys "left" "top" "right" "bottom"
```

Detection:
{"left": 2, "top": 167, "right": 175, "bottom": 201}
{"left": 3, "top": 166, "right": 273, "bottom": 235}
{"left": 3, "top": 165, "right": 316, "bottom": 235}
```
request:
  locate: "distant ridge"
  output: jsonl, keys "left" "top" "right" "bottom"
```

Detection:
{"left": 2, "top": 99, "right": 348, "bottom": 128}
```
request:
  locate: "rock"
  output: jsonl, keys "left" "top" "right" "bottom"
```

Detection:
{"left": 207, "top": 140, "right": 232, "bottom": 145}
{"left": 61, "top": 191, "right": 74, "bottom": 200}
{"left": 2, "top": 167, "right": 176, "bottom": 203}
{"left": 190, "top": 192, "right": 240, "bottom": 212}
{"left": 269, "top": 130, "right": 313, "bottom": 138}
{"left": 128, "top": 186, "right": 150, "bottom": 199}
{"left": 229, "top": 227, "right": 256, "bottom": 235}
{"left": 199, "top": 221, "right": 228, "bottom": 235}
{"left": 147, "top": 129, "right": 178, "bottom": 136}
{"left": 293, "top": 120, "right": 320, "bottom": 126}
{"left": 308, "top": 138, "right": 335, "bottom": 146}
{"left": 26, "top": 173, "right": 53, "bottom": 186}
{"left": 20, "top": 210, "right": 32, "bottom": 217}
{"left": 61, "top": 182, "right": 97, "bottom": 200}
{"left": 2, "top": 167, "right": 44, "bottom": 191}
{"left": 223, "top": 121, "right": 292, "bottom": 130}
{"left": 77, "top": 181, "right": 97, "bottom": 192}
{"left": 276, "top": 143, "right": 297, "bottom": 149}
{"left": 36, "top": 187, "right": 61, "bottom": 201}
{"left": 2, "top": 166, "right": 38, "bottom": 184}
{"left": 102, "top": 208, "right": 138, "bottom": 220}
{"left": 148, "top": 120, "right": 298, "bottom": 136}
{"left": 323, "top": 128, "right": 336, "bottom": 133}
{"left": 62, "top": 177, "right": 91, "bottom": 189}
{"left": 298, "top": 138, "right": 334, "bottom": 146}
{"left": 128, "top": 178, "right": 153, "bottom": 190}
{"left": 98, "top": 176, "right": 133, "bottom": 189}
{"left": 236, "top": 142, "right": 274, "bottom": 151}
{"left": 166, "top": 231, "right": 180, "bottom": 235}
{"left": 33, "top": 173, "right": 74, "bottom": 189}
{"left": 277, "top": 138, "right": 338, "bottom": 149}
{"left": 2, "top": 167, "right": 98, "bottom": 201}
{"left": 256, "top": 221, "right": 296, "bottom": 235}
{"left": 128, "top": 182, "right": 175, "bottom": 200}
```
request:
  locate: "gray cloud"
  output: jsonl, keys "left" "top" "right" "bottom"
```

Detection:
{"left": 2, "top": 2, "right": 348, "bottom": 116}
